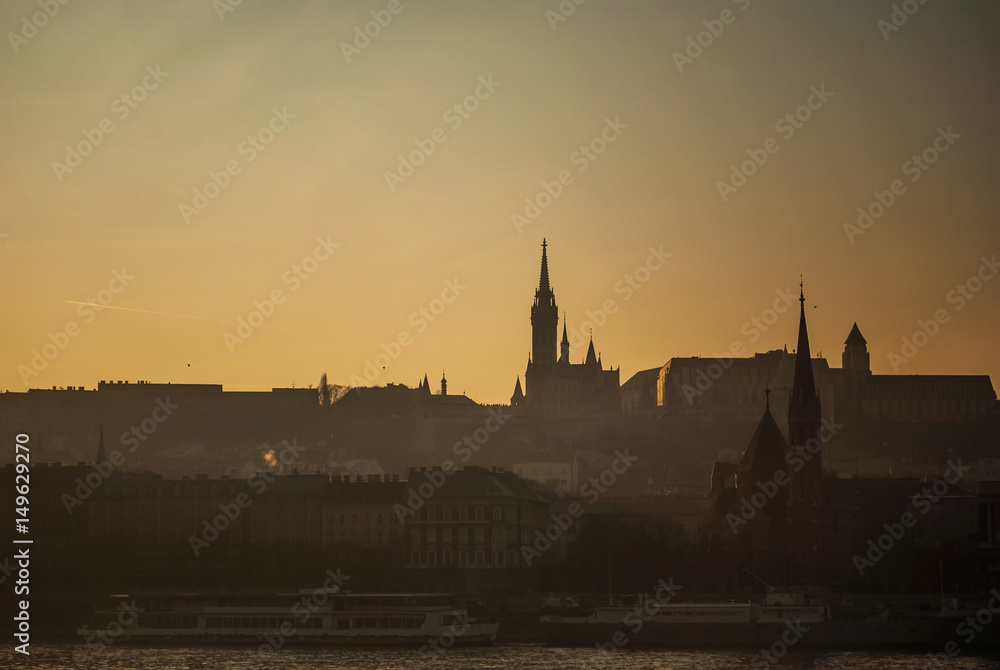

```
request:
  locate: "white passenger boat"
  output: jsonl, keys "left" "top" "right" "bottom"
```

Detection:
{"left": 78, "top": 591, "right": 499, "bottom": 646}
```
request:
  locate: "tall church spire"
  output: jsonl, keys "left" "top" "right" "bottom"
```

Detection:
{"left": 538, "top": 238, "right": 551, "bottom": 297}
{"left": 788, "top": 278, "right": 822, "bottom": 503}
{"left": 530, "top": 239, "right": 558, "bottom": 366}
{"left": 789, "top": 279, "right": 820, "bottom": 425}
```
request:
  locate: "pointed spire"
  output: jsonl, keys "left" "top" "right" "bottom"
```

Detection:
{"left": 95, "top": 425, "right": 106, "bottom": 464}
{"left": 789, "top": 278, "right": 821, "bottom": 424}
{"left": 422, "top": 373, "right": 431, "bottom": 396}
{"left": 511, "top": 376, "right": 524, "bottom": 405}
{"left": 559, "top": 312, "right": 570, "bottom": 364}
{"left": 538, "top": 238, "right": 551, "bottom": 296}
{"left": 585, "top": 334, "right": 597, "bottom": 366}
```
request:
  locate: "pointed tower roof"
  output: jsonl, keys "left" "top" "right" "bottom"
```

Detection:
{"left": 585, "top": 335, "right": 598, "bottom": 365}
{"left": 538, "top": 238, "right": 551, "bottom": 296}
{"left": 561, "top": 319, "right": 569, "bottom": 347}
{"left": 789, "top": 280, "right": 821, "bottom": 421}
{"left": 95, "top": 425, "right": 106, "bottom": 464}
{"left": 738, "top": 388, "right": 788, "bottom": 475}
{"left": 845, "top": 322, "right": 867, "bottom": 345}
{"left": 511, "top": 376, "right": 524, "bottom": 404}
{"left": 421, "top": 373, "right": 431, "bottom": 396}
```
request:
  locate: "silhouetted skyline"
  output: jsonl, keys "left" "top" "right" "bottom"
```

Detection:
{"left": 2, "top": 0, "right": 998, "bottom": 405}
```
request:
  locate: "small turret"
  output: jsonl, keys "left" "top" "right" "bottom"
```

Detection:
{"left": 511, "top": 377, "right": 524, "bottom": 406}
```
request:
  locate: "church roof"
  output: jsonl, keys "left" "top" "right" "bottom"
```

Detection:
{"left": 737, "top": 395, "right": 789, "bottom": 475}
{"left": 789, "top": 283, "right": 821, "bottom": 421}
{"left": 845, "top": 322, "right": 867, "bottom": 345}
{"left": 585, "top": 337, "right": 598, "bottom": 365}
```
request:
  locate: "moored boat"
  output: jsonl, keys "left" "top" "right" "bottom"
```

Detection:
{"left": 78, "top": 591, "right": 498, "bottom": 646}
{"left": 541, "top": 587, "right": 1000, "bottom": 650}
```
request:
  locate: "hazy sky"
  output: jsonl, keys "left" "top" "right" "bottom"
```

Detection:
{"left": 2, "top": 0, "right": 998, "bottom": 404}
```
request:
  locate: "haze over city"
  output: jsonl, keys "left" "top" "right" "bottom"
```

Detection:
{"left": 2, "top": 0, "right": 998, "bottom": 404}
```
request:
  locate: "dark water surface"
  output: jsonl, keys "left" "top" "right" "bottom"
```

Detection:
{"left": 4, "top": 644, "right": 1000, "bottom": 669}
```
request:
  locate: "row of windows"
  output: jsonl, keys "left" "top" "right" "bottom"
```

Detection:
{"left": 327, "top": 513, "right": 399, "bottom": 526}
{"left": 135, "top": 616, "right": 198, "bottom": 628}
{"left": 414, "top": 507, "right": 509, "bottom": 523}
{"left": 204, "top": 617, "right": 323, "bottom": 629}
{"left": 348, "top": 617, "right": 424, "bottom": 629}
{"left": 323, "top": 530, "right": 399, "bottom": 544}
{"left": 411, "top": 527, "right": 508, "bottom": 544}
{"left": 410, "top": 548, "right": 518, "bottom": 567}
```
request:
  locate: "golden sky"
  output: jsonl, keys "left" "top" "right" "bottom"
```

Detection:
{"left": 2, "top": 0, "right": 998, "bottom": 404}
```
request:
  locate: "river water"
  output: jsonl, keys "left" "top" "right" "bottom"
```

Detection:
{"left": 4, "top": 644, "right": 1000, "bottom": 669}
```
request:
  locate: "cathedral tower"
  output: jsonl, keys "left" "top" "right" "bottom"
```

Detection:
{"left": 788, "top": 281, "right": 823, "bottom": 504}
{"left": 530, "top": 239, "right": 558, "bottom": 366}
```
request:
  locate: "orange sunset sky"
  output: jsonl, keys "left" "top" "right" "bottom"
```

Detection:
{"left": 1, "top": 0, "right": 998, "bottom": 404}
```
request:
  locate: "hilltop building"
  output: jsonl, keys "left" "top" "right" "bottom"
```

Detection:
{"left": 513, "top": 240, "right": 621, "bottom": 419}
